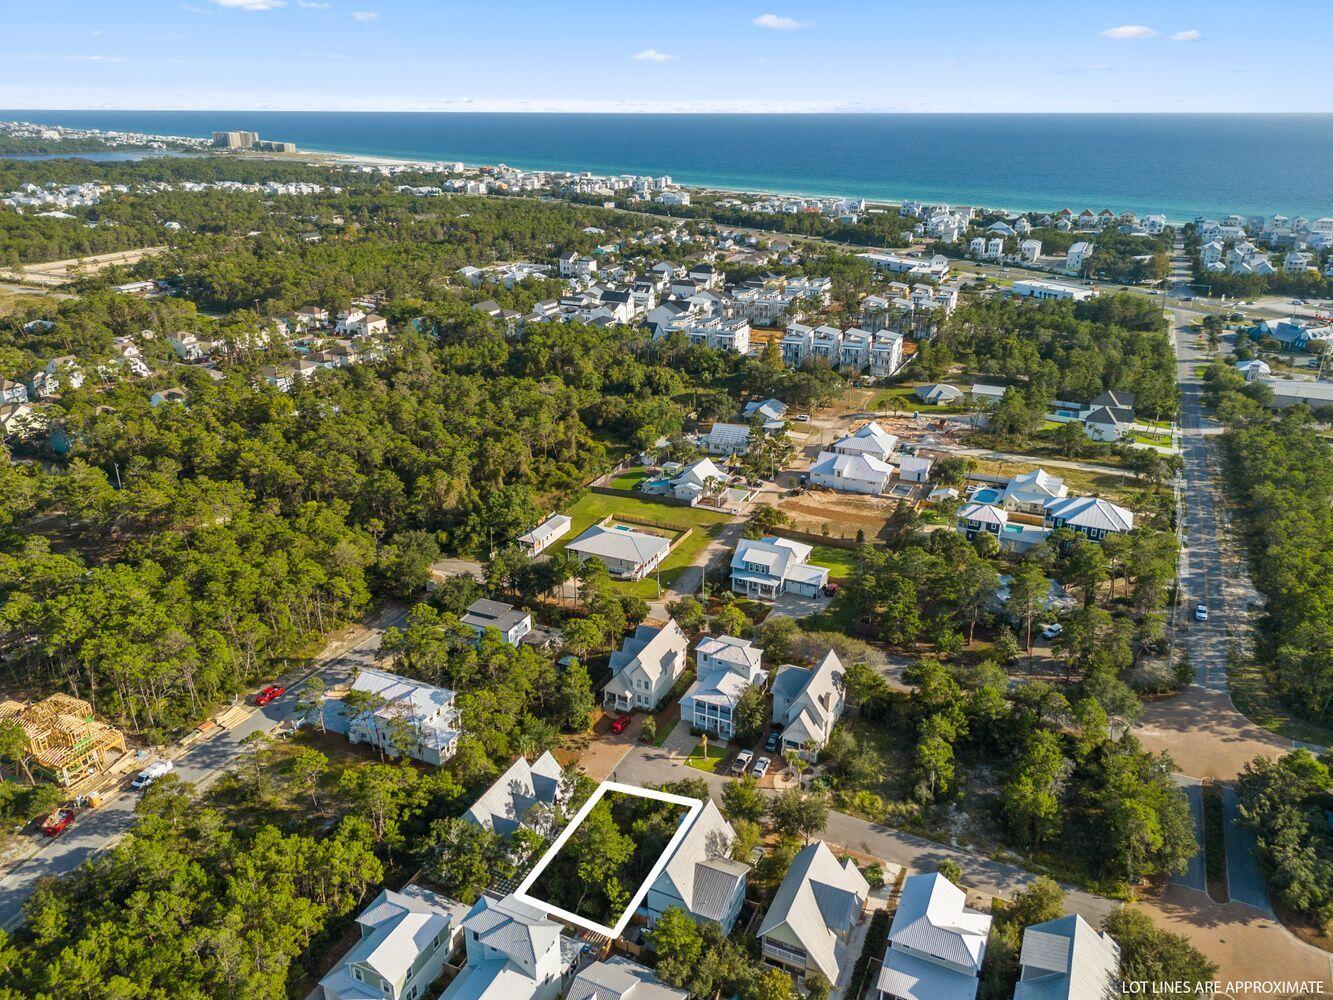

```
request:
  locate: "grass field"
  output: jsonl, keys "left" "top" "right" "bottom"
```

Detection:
{"left": 685, "top": 741, "right": 727, "bottom": 773}
{"left": 873, "top": 384, "right": 970, "bottom": 415}
{"left": 608, "top": 466, "right": 654, "bottom": 491}
{"left": 552, "top": 492, "right": 733, "bottom": 599}
{"left": 804, "top": 541, "right": 859, "bottom": 579}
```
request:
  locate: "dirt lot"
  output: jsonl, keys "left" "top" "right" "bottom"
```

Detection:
{"left": 2, "top": 247, "right": 168, "bottom": 287}
{"left": 1134, "top": 687, "right": 1290, "bottom": 781}
{"left": 779, "top": 491, "right": 901, "bottom": 542}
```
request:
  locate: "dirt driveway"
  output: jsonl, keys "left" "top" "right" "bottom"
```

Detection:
{"left": 574, "top": 712, "right": 645, "bottom": 782}
{"left": 1134, "top": 686, "right": 1290, "bottom": 780}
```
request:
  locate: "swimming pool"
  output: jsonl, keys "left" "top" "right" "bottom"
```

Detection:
{"left": 972, "top": 487, "right": 1002, "bottom": 504}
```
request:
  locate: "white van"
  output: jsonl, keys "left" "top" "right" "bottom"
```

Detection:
{"left": 131, "top": 759, "right": 175, "bottom": 790}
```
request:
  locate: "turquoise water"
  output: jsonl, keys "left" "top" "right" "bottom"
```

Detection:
{"left": 5, "top": 110, "right": 1333, "bottom": 220}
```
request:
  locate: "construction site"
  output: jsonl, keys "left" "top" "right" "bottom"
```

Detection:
{"left": 0, "top": 694, "right": 128, "bottom": 788}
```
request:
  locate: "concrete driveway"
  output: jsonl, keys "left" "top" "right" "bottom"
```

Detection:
{"left": 1170, "top": 776, "right": 1207, "bottom": 895}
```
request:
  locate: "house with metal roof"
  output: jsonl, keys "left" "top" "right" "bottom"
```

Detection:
{"left": 808, "top": 450, "right": 894, "bottom": 495}
{"left": 680, "top": 635, "right": 766, "bottom": 741}
{"left": 1043, "top": 496, "right": 1135, "bottom": 541}
{"left": 461, "top": 599, "right": 532, "bottom": 646}
{"left": 318, "top": 885, "right": 470, "bottom": 1000}
{"left": 702, "top": 421, "right": 752, "bottom": 456}
{"left": 772, "top": 650, "right": 845, "bottom": 761}
{"left": 914, "top": 383, "right": 964, "bottom": 406}
{"left": 1014, "top": 913, "right": 1120, "bottom": 1000}
{"left": 517, "top": 514, "right": 572, "bottom": 556}
{"left": 440, "top": 894, "right": 578, "bottom": 1000}
{"left": 758, "top": 841, "right": 870, "bottom": 989}
{"left": 462, "top": 751, "right": 565, "bottom": 838}
{"left": 566, "top": 956, "right": 687, "bottom": 1000}
{"left": 641, "top": 800, "right": 751, "bottom": 931}
{"left": 876, "top": 873, "right": 991, "bottom": 1000}
{"left": 603, "top": 620, "right": 690, "bottom": 713}
{"left": 832, "top": 421, "right": 898, "bottom": 462}
{"left": 668, "top": 457, "right": 729, "bottom": 505}
{"left": 1001, "top": 469, "right": 1068, "bottom": 514}
{"left": 323, "top": 668, "right": 459, "bottom": 766}
{"left": 730, "top": 536, "right": 829, "bottom": 600}
{"left": 567, "top": 524, "right": 671, "bottom": 581}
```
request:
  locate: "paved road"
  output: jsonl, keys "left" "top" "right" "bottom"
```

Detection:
{"left": 0, "top": 605, "right": 406, "bottom": 930}
{"left": 1222, "top": 784, "right": 1272, "bottom": 914}
{"left": 610, "top": 741, "right": 1115, "bottom": 926}
{"left": 1169, "top": 776, "right": 1207, "bottom": 894}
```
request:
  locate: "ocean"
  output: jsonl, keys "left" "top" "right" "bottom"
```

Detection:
{"left": 5, "top": 110, "right": 1333, "bottom": 221}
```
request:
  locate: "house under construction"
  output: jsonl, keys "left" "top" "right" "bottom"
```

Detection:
{"left": 0, "top": 694, "right": 127, "bottom": 786}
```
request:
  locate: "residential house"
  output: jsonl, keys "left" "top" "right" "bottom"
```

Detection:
{"left": 335, "top": 309, "right": 367, "bottom": 335}
{"left": 462, "top": 751, "right": 564, "bottom": 838}
{"left": 897, "top": 455, "right": 933, "bottom": 483}
{"left": 869, "top": 332, "right": 905, "bottom": 376}
{"left": 957, "top": 501, "right": 1008, "bottom": 541}
{"left": 567, "top": 957, "right": 687, "bottom": 1000}
{"left": 1014, "top": 914, "right": 1121, "bottom": 1000}
{"left": 876, "top": 873, "right": 991, "bottom": 1000}
{"left": 440, "top": 894, "right": 577, "bottom": 1000}
{"left": 1044, "top": 496, "right": 1134, "bottom": 541}
{"left": 566, "top": 524, "right": 670, "bottom": 581}
{"left": 811, "top": 325, "right": 842, "bottom": 365}
{"left": 742, "top": 397, "right": 789, "bottom": 430}
{"left": 324, "top": 668, "right": 459, "bottom": 765}
{"left": 642, "top": 799, "right": 750, "bottom": 931}
{"left": 461, "top": 599, "right": 532, "bottom": 646}
{"left": 832, "top": 421, "right": 897, "bottom": 462}
{"left": 669, "top": 457, "right": 729, "bottom": 506}
{"left": 1234, "top": 359, "right": 1272, "bottom": 381}
{"left": 348, "top": 313, "right": 388, "bottom": 338}
{"left": 149, "top": 387, "right": 188, "bottom": 407}
{"left": 318, "top": 886, "right": 470, "bottom": 1000}
{"left": 759, "top": 840, "right": 870, "bottom": 989}
{"left": 1083, "top": 405, "right": 1130, "bottom": 442}
{"left": 680, "top": 635, "right": 765, "bottom": 740}
{"left": 838, "top": 328, "right": 874, "bottom": 370}
{"left": 771, "top": 650, "right": 845, "bottom": 760}
{"left": 1284, "top": 251, "right": 1315, "bottom": 274}
{"left": 730, "top": 536, "right": 830, "bottom": 600}
{"left": 703, "top": 422, "right": 752, "bottom": 456}
{"left": 914, "top": 383, "right": 964, "bottom": 406}
{"left": 517, "top": 514, "right": 572, "bottom": 556}
{"left": 808, "top": 451, "right": 893, "bottom": 495}
{"left": 781, "top": 323, "right": 814, "bottom": 366}
{"left": 1066, "top": 242, "right": 1094, "bottom": 272}
{"left": 0, "top": 379, "right": 28, "bottom": 405}
{"left": 602, "top": 620, "right": 690, "bottom": 712}
{"left": 1020, "top": 239, "right": 1042, "bottom": 262}
{"left": 168, "top": 333, "right": 208, "bottom": 361}
{"left": 1002, "top": 469, "right": 1067, "bottom": 514}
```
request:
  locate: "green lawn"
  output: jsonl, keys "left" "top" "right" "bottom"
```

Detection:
{"left": 685, "top": 741, "right": 727, "bottom": 773}
{"left": 552, "top": 493, "right": 733, "bottom": 599}
{"left": 874, "top": 384, "right": 970, "bottom": 415}
{"left": 803, "top": 541, "right": 859, "bottom": 580}
{"left": 609, "top": 466, "right": 653, "bottom": 491}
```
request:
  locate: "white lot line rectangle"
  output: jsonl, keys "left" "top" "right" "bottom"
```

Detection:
{"left": 512, "top": 780, "right": 702, "bottom": 939}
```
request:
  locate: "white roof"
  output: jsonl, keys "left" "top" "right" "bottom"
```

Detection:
{"left": 833, "top": 420, "right": 898, "bottom": 459}
{"left": 568, "top": 524, "right": 670, "bottom": 566}
{"left": 322, "top": 886, "right": 469, "bottom": 995}
{"left": 878, "top": 948, "right": 982, "bottom": 1000}
{"left": 731, "top": 535, "right": 812, "bottom": 581}
{"left": 651, "top": 799, "right": 750, "bottom": 923}
{"left": 958, "top": 501, "right": 1007, "bottom": 525}
{"left": 1015, "top": 914, "right": 1121, "bottom": 1000}
{"left": 1005, "top": 468, "right": 1067, "bottom": 502}
{"left": 673, "top": 457, "right": 728, "bottom": 490}
{"left": 898, "top": 455, "right": 933, "bottom": 476}
{"left": 518, "top": 514, "right": 571, "bottom": 547}
{"left": 889, "top": 872, "right": 991, "bottom": 973}
{"left": 810, "top": 450, "right": 894, "bottom": 486}
{"left": 568, "top": 956, "right": 687, "bottom": 1000}
{"left": 758, "top": 841, "right": 869, "bottom": 984}
{"left": 694, "top": 634, "right": 763, "bottom": 673}
{"left": 705, "top": 422, "right": 751, "bottom": 447}
{"left": 463, "top": 751, "right": 563, "bottom": 835}
{"left": 1044, "top": 496, "right": 1134, "bottom": 533}
{"left": 607, "top": 621, "right": 689, "bottom": 693}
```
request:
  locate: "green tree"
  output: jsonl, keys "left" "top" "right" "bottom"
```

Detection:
{"left": 767, "top": 787, "right": 828, "bottom": 844}
{"left": 721, "top": 774, "right": 767, "bottom": 824}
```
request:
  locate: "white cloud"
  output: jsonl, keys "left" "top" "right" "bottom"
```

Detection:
{"left": 1100, "top": 24, "right": 1156, "bottom": 39}
{"left": 71, "top": 54, "right": 125, "bottom": 62}
{"left": 298, "top": 1, "right": 331, "bottom": 7}
{"left": 351, "top": 10, "right": 377, "bottom": 20}
{"left": 753, "top": 13, "right": 811, "bottom": 30}
{"left": 1172, "top": 29, "right": 1202, "bottom": 41}
{"left": 631, "top": 48, "right": 675, "bottom": 62}
{"left": 207, "top": 0, "right": 286, "bottom": 9}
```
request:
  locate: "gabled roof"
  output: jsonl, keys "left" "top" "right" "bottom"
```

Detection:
{"left": 958, "top": 501, "right": 1007, "bottom": 525}
{"left": 652, "top": 800, "right": 750, "bottom": 922}
{"left": 758, "top": 841, "right": 870, "bottom": 983}
{"left": 694, "top": 634, "right": 763, "bottom": 673}
{"left": 810, "top": 450, "right": 894, "bottom": 485}
{"left": 1084, "top": 405, "right": 1132, "bottom": 427}
{"left": 464, "top": 893, "right": 562, "bottom": 970}
{"left": 1044, "top": 496, "right": 1134, "bottom": 533}
{"left": 889, "top": 872, "right": 992, "bottom": 973}
{"left": 832, "top": 420, "right": 897, "bottom": 459}
{"left": 463, "top": 751, "right": 563, "bottom": 835}
{"left": 731, "top": 535, "right": 812, "bottom": 580}
{"left": 1015, "top": 914, "right": 1120, "bottom": 1000}
{"left": 568, "top": 956, "right": 688, "bottom": 1000}
{"left": 568, "top": 524, "right": 670, "bottom": 566}
{"left": 322, "top": 886, "right": 469, "bottom": 996}
{"left": 775, "top": 650, "right": 844, "bottom": 736}
{"left": 608, "top": 621, "right": 689, "bottom": 691}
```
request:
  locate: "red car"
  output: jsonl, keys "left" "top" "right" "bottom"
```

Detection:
{"left": 256, "top": 684, "right": 286, "bottom": 706}
{"left": 40, "top": 809, "right": 75, "bottom": 837}
{"left": 821, "top": 583, "right": 840, "bottom": 597}
{"left": 609, "top": 715, "right": 630, "bottom": 734}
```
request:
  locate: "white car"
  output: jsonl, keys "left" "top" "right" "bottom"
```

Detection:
{"left": 1194, "top": 604, "right": 1209, "bottom": 622}
{"left": 752, "top": 756, "right": 771, "bottom": 779}
{"left": 730, "top": 750, "right": 753, "bottom": 776}
{"left": 131, "top": 759, "right": 174, "bottom": 790}
{"left": 1040, "top": 623, "right": 1063, "bottom": 640}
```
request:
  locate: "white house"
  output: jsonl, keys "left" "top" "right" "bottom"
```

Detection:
{"left": 323, "top": 668, "right": 459, "bottom": 766}
{"left": 1083, "top": 405, "right": 1130, "bottom": 442}
{"left": 461, "top": 598, "right": 532, "bottom": 646}
{"left": 318, "top": 885, "right": 471, "bottom": 1000}
{"left": 808, "top": 450, "right": 894, "bottom": 495}
{"left": 567, "top": 524, "right": 670, "bottom": 580}
{"left": 869, "top": 332, "right": 905, "bottom": 376}
{"left": 517, "top": 514, "right": 572, "bottom": 556}
{"left": 602, "top": 620, "right": 690, "bottom": 713}
{"left": 567, "top": 957, "right": 688, "bottom": 1000}
{"left": 1065, "top": 242, "right": 1094, "bottom": 272}
{"left": 771, "top": 650, "right": 845, "bottom": 760}
{"left": 703, "top": 422, "right": 752, "bottom": 456}
{"left": 348, "top": 313, "right": 388, "bottom": 338}
{"left": 0, "top": 379, "right": 30, "bottom": 405}
{"left": 914, "top": 383, "right": 964, "bottom": 406}
{"left": 742, "top": 398, "right": 789, "bottom": 426}
{"left": 877, "top": 873, "right": 991, "bottom": 1000}
{"left": 440, "top": 894, "right": 576, "bottom": 1000}
{"left": 1020, "top": 239, "right": 1042, "bottom": 262}
{"left": 832, "top": 421, "right": 897, "bottom": 462}
{"left": 463, "top": 751, "right": 564, "bottom": 838}
{"left": 1234, "top": 358, "right": 1272, "bottom": 381}
{"left": 1014, "top": 914, "right": 1121, "bottom": 1000}
{"left": 1010, "top": 280, "right": 1095, "bottom": 302}
{"left": 641, "top": 799, "right": 750, "bottom": 931}
{"left": 897, "top": 455, "right": 933, "bottom": 483}
{"left": 1044, "top": 496, "right": 1134, "bottom": 541}
{"left": 730, "top": 536, "right": 830, "bottom": 600}
{"left": 759, "top": 840, "right": 870, "bottom": 989}
{"left": 669, "top": 457, "right": 729, "bottom": 505}
{"left": 681, "top": 635, "right": 765, "bottom": 740}
{"left": 1002, "top": 469, "right": 1067, "bottom": 514}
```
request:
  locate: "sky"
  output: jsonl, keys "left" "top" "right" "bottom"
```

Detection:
{"left": 1, "top": 1, "right": 1330, "bottom": 113}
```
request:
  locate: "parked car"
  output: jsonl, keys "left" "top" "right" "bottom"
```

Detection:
{"left": 1040, "top": 623, "right": 1063, "bottom": 639}
{"left": 752, "top": 756, "right": 771, "bottom": 779}
{"left": 255, "top": 684, "right": 286, "bottom": 706}
{"left": 131, "top": 759, "right": 175, "bottom": 790}
{"left": 794, "top": 414, "right": 810, "bottom": 422}
{"left": 731, "top": 750, "right": 753, "bottom": 775}
{"left": 1195, "top": 604, "right": 1209, "bottom": 622}
{"left": 609, "top": 714, "right": 630, "bottom": 734}
{"left": 40, "top": 808, "right": 75, "bottom": 837}
{"left": 765, "top": 727, "right": 781, "bottom": 753}
{"left": 821, "top": 583, "right": 840, "bottom": 597}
